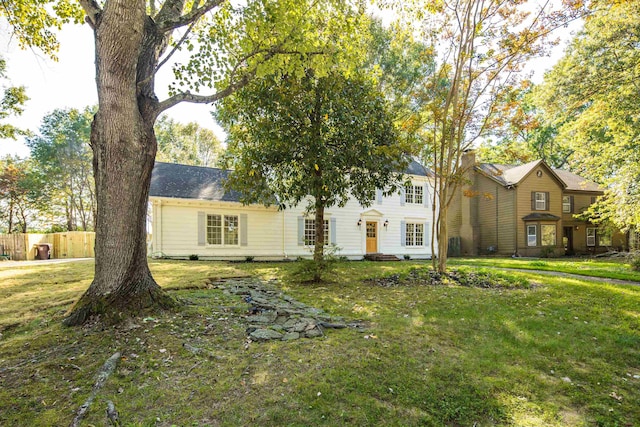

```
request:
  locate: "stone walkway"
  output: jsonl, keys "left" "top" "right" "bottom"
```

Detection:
{"left": 208, "top": 277, "right": 364, "bottom": 341}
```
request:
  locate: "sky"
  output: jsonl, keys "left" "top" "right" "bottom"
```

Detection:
{"left": 0, "top": 12, "right": 582, "bottom": 159}
{"left": 0, "top": 22, "right": 224, "bottom": 157}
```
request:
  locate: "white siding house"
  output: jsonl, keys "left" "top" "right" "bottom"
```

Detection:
{"left": 149, "top": 162, "right": 438, "bottom": 260}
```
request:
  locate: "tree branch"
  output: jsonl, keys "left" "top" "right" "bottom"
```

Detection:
{"left": 78, "top": 0, "right": 103, "bottom": 29}
{"left": 157, "top": 74, "right": 252, "bottom": 114}
{"left": 157, "top": 0, "right": 226, "bottom": 33}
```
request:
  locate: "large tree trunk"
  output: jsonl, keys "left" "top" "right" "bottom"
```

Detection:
{"left": 64, "top": 1, "right": 174, "bottom": 326}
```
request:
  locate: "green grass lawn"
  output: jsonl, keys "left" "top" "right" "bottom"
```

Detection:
{"left": 449, "top": 256, "right": 640, "bottom": 282}
{"left": 0, "top": 259, "right": 639, "bottom": 426}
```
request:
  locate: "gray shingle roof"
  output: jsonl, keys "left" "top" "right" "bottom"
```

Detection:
{"left": 151, "top": 160, "right": 431, "bottom": 202}
{"left": 475, "top": 160, "right": 602, "bottom": 192}
{"left": 405, "top": 159, "right": 430, "bottom": 176}
{"left": 553, "top": 169, "right": 602, "bottom": 192}
{"left": 150, "top": 162, "right": 242, "bottom": 202}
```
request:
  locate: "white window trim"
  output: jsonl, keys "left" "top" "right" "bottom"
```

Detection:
{"left": 586, "top": 227, "right": 596, "bottom": 247}
{"left": 405, "top": 184, "right": 424, "bottom": 205}
{"left": 304, "top": 218, "right": 329, "bottom": 247}
{"left": 562, "top": 195, "right": 571, "bottom": 213}
{"left": 405, "top": 222, "right": 425, "bottom": 247}
{"left": 535, "top": 192, "right": 546, "bottom": 211}
{"left": 206, "top": 213, "right": 240, "bottom": 247}
{"left": 527, "top": 225, "right": 537, "bottom": 247}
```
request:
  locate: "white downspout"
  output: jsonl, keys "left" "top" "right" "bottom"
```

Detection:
{"left": 282, "top": 208, "right": 287, "bottom": 259}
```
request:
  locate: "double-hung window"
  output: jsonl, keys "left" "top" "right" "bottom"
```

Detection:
{"left": 534, "top": 192, "right": 546, "bottom": 210}
{"left": 527, "top": 225, "right": 537, "bottom": 246}
{"left": 405, "top": 185, "right": 424, "bottom": 205}
{"left": 207, "top": 214, "right": 239, "bottom": 245}
{"left": 304, "top": 219, "right": 329, "bottom": 246}
{"left": 586, "top": 228, "right": 596, "bottom": 247}
{"left": 405, "top": 223, "right": 424, "bottom": 247}
{"left": 562, "top": 195, "right": 572, "bottom": 213}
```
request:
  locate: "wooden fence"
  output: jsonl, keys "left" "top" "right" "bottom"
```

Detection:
{"left": 0, "top": 232, "right": 95, "bottom": 261}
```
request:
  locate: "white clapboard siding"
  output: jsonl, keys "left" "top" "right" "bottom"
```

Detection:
{"left": 150, "top": 175, "right": 438, "bottom": 260}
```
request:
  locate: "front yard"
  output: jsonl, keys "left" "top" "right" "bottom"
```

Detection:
{"left": 0, "top": 258, "right": 638, "bottom": 426}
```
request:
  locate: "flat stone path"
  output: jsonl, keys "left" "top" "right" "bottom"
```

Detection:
{"left": 207, "top": 277, "right": 364, "bottom": 341}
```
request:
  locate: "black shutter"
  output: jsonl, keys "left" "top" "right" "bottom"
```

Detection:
{"left": 545, "top": 192, "right": 550, "bottom": 211}
{"left": 570, "top": 196, "right": 574, "bottom": 213}
{"left": 531, "top": 192, "right": 536, "bottom": 210}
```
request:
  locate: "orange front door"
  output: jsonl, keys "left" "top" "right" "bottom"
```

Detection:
{"left": 366, "top": 221, "right": 377, "bottom": 253}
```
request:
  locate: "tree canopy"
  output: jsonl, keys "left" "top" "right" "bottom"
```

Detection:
{"left": 4, "top": 0, "right": 373, "bottom": 325}
{"left": 218, "top": 69, "right": 411, "bottom": 270}
{"left": 155, "top": 116, "right": 222, "bottom": 167}
{"left": 382, "top": 0, "right": 586, "bottom": 271}
{"left": 27, "top": 107, "right": 96, "bottom": 231}
{"left": 0, "top": 57, "right": 29, "bottom": 140}
{"left": 534, "top": 0, "right": 640, "bottom": 231}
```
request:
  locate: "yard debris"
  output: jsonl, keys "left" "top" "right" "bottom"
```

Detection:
{"left": 70, "top": 351, "right": 121, "bottom": 427}
{"left": 106, "top": 400, "right": 120, "bottom": 426}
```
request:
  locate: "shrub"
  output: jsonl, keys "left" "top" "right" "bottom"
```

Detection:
{"left": 189, "top": 254, "right": 199, "bottom": 261}
{"left": 630, "top": 255, "right": 640, "bottom": 272}
{"left": 245, "top": 256, "right": 255, "bottom": 262}
{"left": 290, "top": 245, "right": 343, "bottom": 283}
{"left": 404, "top": 254, "right": 411, "bottom": 260}
{"left": 540, "top": 247, "right": 555, "bottom": 258}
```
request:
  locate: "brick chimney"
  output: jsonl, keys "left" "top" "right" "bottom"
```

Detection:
{"left": 459, "top": 149, "right": 478, "bottom": 255}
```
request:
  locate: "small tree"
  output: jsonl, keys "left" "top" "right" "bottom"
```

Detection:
{"left": 218, "top": 70, "right": 412, "bottom": 280}
{"left": 387, "top": 0, "right": 586, "bottom": 272}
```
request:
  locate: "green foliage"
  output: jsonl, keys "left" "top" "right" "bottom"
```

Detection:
{"left": 189, "top": 254, "right": 199, "bottom": 261}
{"left": 477, "top": 81, "right": 572, "bottom": 168}
{"left": 368, "top": 266, "right": 531, "bottom": 289}
{"left": 218, "top": 68, "right": 412, "bottom": 266}
{"left": 535, "top": 1, "right": 640, "bottom": 230}
{"left": 289, "top": 245, "right": 343, "bottom": 283}
{"left": 170, "top": 0, "right": 369, "bottom": 98}
{"left": 218, "top": 70, "right": 410, "bottom": 210}
{"left": 0, "top": 0, "right": 84, "bottom": 60}
{"left": 387, "top": 0, "right": 585, "bottom": 272}
{"left": 0, "top": 57, "right": 29, "bottom": 140}
{"left": 630, "top": 254, "right": 640, "bottom": 272}
{"left": 26, "top": 107, "right": 95, "bottom": 231}
{"left": 0, "top": 156, "right": 48, "bottom": 233}
{"left": 154, "top": 116, "right": 222, "bottom": 167}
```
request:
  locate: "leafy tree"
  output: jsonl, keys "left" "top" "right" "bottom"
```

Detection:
{"left": 155, "top": 116, "right": 222, "bottom": 167}
{"left": 2, "top": 0, "right": 367, "bottom": 325}
{"left": 218, "top": 70, "right": 411, "bottom": 279}
{"left": 0, "top": 157, "right": 47, "bottom": 233}
{"left": 387, "top": 0, "right": 585, "bottom": 272}
{"left": 476, "top": 81, "right": 570, "bottom": 168}
{"left": 27, "top": 107, "right": 95, "bottom": 231}
{"left": 535, "top": 0, "right": 640, "bottom": 231}
{"left": 0, "top": 57, "right": 29, "bottom": 140}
